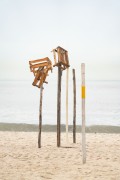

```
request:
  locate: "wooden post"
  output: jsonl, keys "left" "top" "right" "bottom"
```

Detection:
{"left": 66, "top": 68, "right": 69, "bottom": 143}
{"left": 73, "top": 69, "right": 76, "bottom": 143}
{"left": 38, "top": 85, "right": 43, "bottom": 148}
{"left": 81, "top": 63, "right": 86, "bottom": 163}
{"left": 57, "top": 66, "right": 62, "bottom": 147}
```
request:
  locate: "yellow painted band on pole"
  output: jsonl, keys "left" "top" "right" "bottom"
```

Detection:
{"left": 82, "top": 86, "right": 86, "bottom": 99}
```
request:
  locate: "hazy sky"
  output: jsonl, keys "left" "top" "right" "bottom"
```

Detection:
{"left": 0, "top": 0, "right": 120, "bottom": 80}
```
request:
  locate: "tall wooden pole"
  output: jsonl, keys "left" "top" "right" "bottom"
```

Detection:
{"left": 38, "top": 84, "right": 43, "bottom": 148}
{"left": 81, "top": 63, "right": 86, "bottom": 163}
{"left": 66, "top": 68, "right": 69, "bottom": 143}
{"left": 57, "top": 66, "right": 62, "bottom": 147}
{"left": 73, "top": 69, "right": 76, "bottom": 143}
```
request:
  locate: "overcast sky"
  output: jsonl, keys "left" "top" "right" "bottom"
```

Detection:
{"left": 0, "top": 0, "right": 120, "bottom": 81}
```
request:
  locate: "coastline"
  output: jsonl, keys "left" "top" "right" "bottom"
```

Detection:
{"left": 0, "top": 123, "right": 120, "bottom": 133}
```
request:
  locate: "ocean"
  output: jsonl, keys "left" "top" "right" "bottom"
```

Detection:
{"left": 0, "top": 80, "right": 120, "bottom": 126}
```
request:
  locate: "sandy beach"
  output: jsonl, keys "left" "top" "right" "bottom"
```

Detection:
{"left": 0, "top": 131, "right": 120, "bottom": 180}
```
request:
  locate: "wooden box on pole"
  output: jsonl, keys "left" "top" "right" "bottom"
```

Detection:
{"left": 52, "top": 46, "right": 70, "bottom": 147}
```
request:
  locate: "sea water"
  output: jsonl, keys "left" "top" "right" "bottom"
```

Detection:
{"left": 0, "top": 80, "right": 120, "bottom": 126}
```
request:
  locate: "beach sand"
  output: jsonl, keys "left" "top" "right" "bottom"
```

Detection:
{"left": 0, "top": 132, "right": 120, "bottom": 180}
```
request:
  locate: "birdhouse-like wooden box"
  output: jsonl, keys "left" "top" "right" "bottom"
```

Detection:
{"left": 52, "top": 46, "right": 70, "bottom": 70}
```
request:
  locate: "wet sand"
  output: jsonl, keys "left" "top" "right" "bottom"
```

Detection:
{"left": 0, "top": 123, "right": 120, "bottom": 133}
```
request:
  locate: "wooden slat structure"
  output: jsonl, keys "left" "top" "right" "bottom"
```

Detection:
{"left": 52, "top": 46, "right": 70, "bottom": 70}
{"left": 29, "top": 57, "right": 52, "bottom": 88}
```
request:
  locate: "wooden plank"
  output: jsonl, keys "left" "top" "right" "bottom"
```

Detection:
{"left": 38, "top": 74, "right": 45, "bottom": 88}
{"left": 73, "top": 69, "right": 76, "bottom": 143}
{"left": 30, "top": 62, "right": 49, "bottom": 70}
{"left": 53, "top": 62, "right": 70, "bottom": 69}
{"left": 42, "top": 73, "right": 48, "bottom": 84}
{"left": 38, "top": 85, "right": 43, "bottom": 148}
{"left": 57, "top": 47, "right": 60, "bottom": 63}
{"left": 32, "top": 71, "right": 42, "bottom": 86}
{"left": 59, "top": 51, "right": 64, "bottom": 63}
{"left": 53, "top": 50, "right": 57, "bottom": 64}
{"left": 57, "top": 66, "right": 62, "bottom": 147}
{"left": 29, "top": 57, "right": 49, "bottom": 64}
{"left": 63, "top": 52, "right": 66, "bottom": 63}
{"left": 66, "top": 68, "right": 69, "bottom": 143}
{"left": 81, "top": 63, "right": 86, "bottom": 164}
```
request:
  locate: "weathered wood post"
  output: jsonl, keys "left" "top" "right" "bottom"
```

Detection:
{"left": 38, "top": 85, "right": 43, "bottom": 148}
{"left": 57, "top": 66, "right": 62, "bottom": 147}
{"left": 73, "top": 69, "right": 76, "bottom": 143}
{"left": 81, "top": 63, "right": 86, "bottom": 163}
{"left": 66, "top": 67, "right": 69, "bottom": 143}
